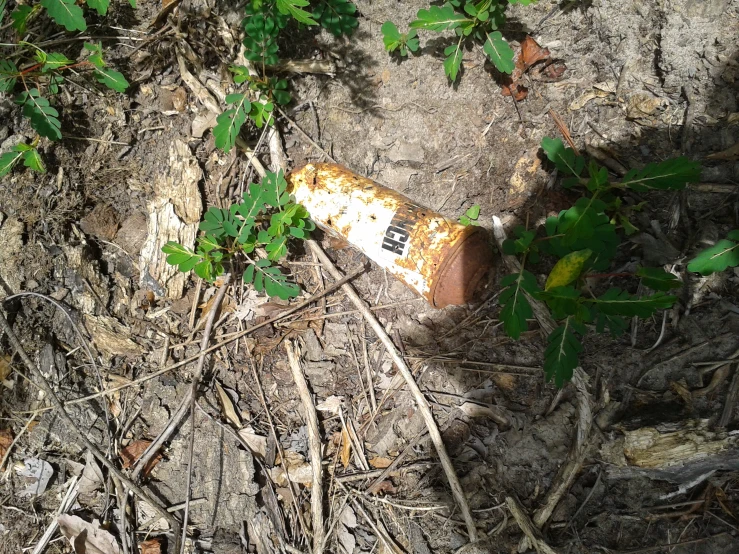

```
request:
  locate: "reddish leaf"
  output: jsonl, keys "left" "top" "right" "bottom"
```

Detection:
{"left": 520, "top": 36, "right": 550, "bottom": 68}
{"left": 0, "top": 429, "right": 13, "bottom": 464}
{"left": 500, "top": 36, "right": 566, "bottom": 101}
{"left": 120, "top": 440, "right": 162, "bottom": 476}
{"left": 139, "top": 539, "right": 162, "bottom": 554}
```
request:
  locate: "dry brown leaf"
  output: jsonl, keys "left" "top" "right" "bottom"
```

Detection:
{"left": 0, "top": 355, "right": 12, "bottom": 381}
{"left": 120, "top": 440, "right": 162, "bottom": 476}
{"left": 340, "top": 428, "right": 351, "bottom": 469}
{"left": 215, "top": 381, "right": 242, "bottom": 428}
{"left": 368, "top": 456, "right": 393, "bottom": 469}
{"left": 238, "top": 426, "right": 267, "bottom": 458}
{"left": 501, "top": 36, "right": 563, "bottom": 101}
{"left": 520, "top": 36, "right": 550, "bottom": 68}
{"left": 716, "top": 487, "right": 738, "bottom": 521}
{"left": 371, "top": 480, "right": 397, "bottom": 495}
{"left": 0, "top": 429, "right": 13, "bottom": 463}
{"left": 706, "top": 142, "right": 739, "bottom": 161}
{"left": 139, "top": 539, "right": 162, "bottom": 554}
{"left": 58, "top": 515, "right": 120, "bottom": 554}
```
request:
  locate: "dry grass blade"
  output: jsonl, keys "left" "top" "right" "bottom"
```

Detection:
{"left": 307, "top": 239, "right": 479, "bottom": 542}
{"left": 285, "top": 341, "right": 325, "bottom": 553}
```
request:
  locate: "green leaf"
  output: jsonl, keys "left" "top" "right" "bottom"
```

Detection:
{"left": 249, "top": 100, "right": 274, "bottom": 128}
{"left": 459, "top": 204, "right": 480, "bottom": 226}
{"left": 545, "top": 249, "right": 592, "bottom": 290}
{"left": 586, "top": 161, "right": 609, "bottom": 192}
{"left": 128, "top": 0, "right": 136, "bottom": 7}
{"left": 637, "top": 267, "right": 682, "bottom": 291}
{"left": 382, "top": 20, "right": 401, "bottom": 50}
{"left": 42, "top": 52, "right": 73, "bottom": 72}
{"left": 162, "top": 241, "right": 202, "bottom": 273}
{"left": 620, "top": 157, "right": 701, "bottom": 192}
{"left": 313, "top": 0, "right": 358, "bottom": 36}
{"left": 276, "top": 0, "right": 317, "bottom": 25}
{"left": 248, "top": 261, "right": 300, "bottom": 299}
{"left": 557, "top": 197, "right": 607, "bottom": 246}
{"left": 213, "top": 94, "right": 251, "bottom": 153}
{"left": 15, "top": 89, "right": 62, "bottom": 141}
{"left": 40, "top": 0, "right": 87, "bottom": 31}
{"left": 0, "top": 0, "right": 6, "bottom": 26}
{"left": 0, "top": 150, "right": 23, "bottom": 178}
{"left": 410, "top": 5, "right": 469, "bottom": 31}
{"left": 84, "top": 42, "right": 105, "bottom": 68}
{"left": 11, "top": 5, "right": 33, "bottom": 34}
{"left": 687, "top": 231, "right": 739, "bottom": 275}
{"left": 94, "top": 68, "right": 129, "bottom": 92}
{"left": 541, "top": 137, "right": 585, "bottom": 177}
{"left": 594, "top": 312, "right": 628, "bottom": 337}
{"left": 443, "top": 41, "right": 464, "bottom": 81}
{"left": 260, "top": 170, "right": 290, "bottom": 208}
{"left": 21, "top": 148, "right": 45, "bottom": 173}
{"left": 589, "top": 288, "right": 676, "bottom": 318}
{"left": 508, "top": 0, "right": 539, "bottom": 5}
{"left": 544, "top": 318, "right": 583, "bottom": 387}
{"left": 86, "top": 0, "right": 109, "bottom": 16}
{"left": 499, "top": 269, "right": 539, "bottom": 339}
{"left": 482, "top": 31, "right": 515, "bottom": 74}
{"left": 537, "top": 286, "right": 581, "bottom": 320}
{"left": 0, "top": 60, "right": 18, "bottom": 93}
{"left": 266, "top": 235, "right": 288, "bottom": 261}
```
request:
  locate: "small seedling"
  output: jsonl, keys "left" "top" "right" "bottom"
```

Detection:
{"left": 381, "top": 0, "right": 536, "bottom": 81}
{"left": 498, "top": 137, "right": 699, "bottom": 386}
{"left": 215, "top": 0, "right": 359, "bottom": 153}
{"left": 687, "top": 230, "right": 739, "bottom": 275}
{"left": 0, "top": 2, "right": 131, "bottom": 177}
{"left": 459, "top": 204, "right": 480, "bottom": 226}
{"left": 163, "top": 170, "right": 315, "bottom": 300}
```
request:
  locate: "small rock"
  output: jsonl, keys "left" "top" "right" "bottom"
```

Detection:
{"left": 387, "top": 141, "right": 425, "bottom": 163}
{"left": 0, "top": 134, "right": 28, "bottom": 152}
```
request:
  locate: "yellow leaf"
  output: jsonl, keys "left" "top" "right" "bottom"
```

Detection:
{"left": 340, "top": 428, "right": 351, "bottom": 469}
{"left": 545, "top": 249, "right": 592, "bottom": 290}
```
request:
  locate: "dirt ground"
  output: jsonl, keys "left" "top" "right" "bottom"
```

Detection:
{"left": 1, "top": 0, "right": 739, "bottom": 553}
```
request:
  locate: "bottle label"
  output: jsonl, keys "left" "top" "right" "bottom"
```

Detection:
{"left": 380, "top": 202, "right": 421, "bottom": 259}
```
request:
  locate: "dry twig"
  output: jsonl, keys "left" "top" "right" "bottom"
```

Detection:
{"left": 285, "top": 341, "right": 325, "bottom": 553}
{"left": 506, "top": 496, "right": 559, "bottom": 554}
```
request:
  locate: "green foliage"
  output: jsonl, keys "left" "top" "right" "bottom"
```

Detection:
{"left": 165, "top": 171, "right": 314, "bottom": 300}
{"left": 313, "top": 0, "right": 358, "bottom": 35}
{"left": 687, "top": 231, "right": 739, "bottom": 275}
{"left": 388, "top": 0, "right": 525, "bottom": 81}
{"left": 0, "top": 6, "right": 131, "bottom": 177}
{"left": 381, "top": 21, "right": 419, "bottom": 57}
{"left": 497, "top": 136, "right": 694, "bottom": 386}
{"left": 213, "top": 94, "right": 252, "bottom": 153}
{"left": 459, "top": 204, "right": 480, "bottom": 226}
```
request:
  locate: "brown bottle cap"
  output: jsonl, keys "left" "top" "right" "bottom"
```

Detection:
{"left": 430, "top": 228, "right": 494, "bottom": 308}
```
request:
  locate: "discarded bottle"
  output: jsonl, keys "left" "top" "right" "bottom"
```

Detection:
{"left": 287, "top": 163, "right": 493, "bottom": 308}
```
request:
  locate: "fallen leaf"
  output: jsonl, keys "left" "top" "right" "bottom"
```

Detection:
{"left": 215, "top": 381, "right": 242, "bottom": 428}
{"left": 316, "top": 395, "right": 344, "bottom": 415}
{"left": 706, "top": 142, "right": 739, "bottom": 161}
{"left": 58, "top": 515, "right": 121, "bottom": 554}
{"left": 338, "top": 505, "right": 357, "bottom": 554}
{"left": 340, "top": 428, "right": 351, "bottom": 469}
{"left": 0, "top": 429, "right": 13, "bottom": 464}
{"left": 139, "top": 539, "right": 162, "bottom": 554}
{"left": 371, "top": 480, "right": 397, "bottom": 495}
{"left": 0, "top": 356, "right": 11, "bottom": 380}
{"left": 78, "top": 450, "right": 104, "bottom": 495}
{"left": 238, "top": 426, "right": 267, "bottom": 458}
{"left": 716, "top": 487, "right": 738, "bottom": 521}
{"left": 368, "top": 457, "right": 393, "bottom": 469}
{"left": 269, "top": 450, "right": 313, "bottom": 485}
{"left": 501, "top": 36, "right": 564, "bottom": 101}
{"left": 520, "top": 36, "right": 550, "bottom": 68}
{"left": 120, "top": 440, "right": 161, "bottom": 476}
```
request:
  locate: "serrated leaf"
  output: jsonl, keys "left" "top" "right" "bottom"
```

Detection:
{"left": 40, "top": 0, "right": 86, "bottom": 31}
{"left": 11, "top": 5, "right": 33, "bottom": 34}
{"left": 42, "top": 52, "right": 73, "bottom": 72}
{"left": 86, "top": 0, "right": 109, "bottom": 16}
{"left": 21, "top": 148, "right": 45, "bottom": 173}
{"left": 687, "top": 231, "right": 739, "bottom": 275}
{"left": 410, "top": 5, "right": 469, "bottom": 31}
{"left": 482, "top": 31, "right": 515, "bottom": 74}
{"left": 637, "top": 267, "right": 682, "bottom": 291}
{"left": 620, "top": 157, "right": 701, "bottom": 192}
{"left": 15, "top": 89, "right": 62, "bottom": 141}
{"left": 94, "top": 67, "right": 129, "bottom": 92}
{"left": 0, "top": 60, "right": 18, "bottom": 93}
{"left": 443, "top": 41, "right": 464, "bottom": 81}
{"left": 313, "top": 0, "right": 358, "bottom": 36}
{"left": 499, "top": 270, "right": 539, "bottom": 339}
{"left": 0, "top": 150, "right": 23, "bottom": 177}
{"left": 589, "top": 288, "right": 676, "bottom": 318}
{"left": 545, "top": 249, "right": 592, "bottom": 290}
{"left": 541, "top": 137, "right": 585, "bottom": 177}
{"left": 544, "top": 318, "right": 583, "bottom": 387}
{"left": 537, "top": 286, "right": 581, "bottom": 320}
{"left": 595, "top": 312, "right": 628, "bottom": 337}
{"left": 213, "top": 94, "right": 250, "bottom": 153}
{"left": 276, "top": 0, "right": 317, "bottom": 25}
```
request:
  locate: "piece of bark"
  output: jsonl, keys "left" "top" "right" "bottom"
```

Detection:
{"left": 600, "top": 419, "right": 739, "bottom": 483}
{"left": 138, "top": 140, "right": 203, "bottom": 299}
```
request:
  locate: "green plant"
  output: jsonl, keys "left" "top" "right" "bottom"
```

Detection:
{"left": 687, "top": 231, "right": 739, "bottom": 275}
{"left": 214, "top": 0, "right": 358, "bottom": 153}
{"left": 381, "top": 0, "right": 535, "bottom": 81}
{"left": 459, "top": 204, "right": 480, "bottom": 226}
{"left": 0, "top": 1, "right": 131, "bottom": 178}
{"left": 498, "top": 137, "right": 700, "bottom": 386}
{"left": 163, "top": 170, "right": 315, "bottom": 300}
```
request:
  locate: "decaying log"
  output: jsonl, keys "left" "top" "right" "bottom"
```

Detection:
{"left": 138, "top": 139, "right": 203, "bottom": 299}
{"left": 600, "top": 419, "right": 739, "bottom": 483}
